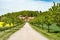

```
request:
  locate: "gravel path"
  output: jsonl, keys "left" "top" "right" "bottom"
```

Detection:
{"left": 8, "top": 22, "right": 48, "bottom": 40}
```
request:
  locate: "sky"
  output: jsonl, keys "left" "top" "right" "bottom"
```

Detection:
{"left": 0, "top": 0, "right": 60, "bottom": 16}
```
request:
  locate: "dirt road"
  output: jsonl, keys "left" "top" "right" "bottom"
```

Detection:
{"left": 8, "top": 22, "right": 48, "bottom": 40}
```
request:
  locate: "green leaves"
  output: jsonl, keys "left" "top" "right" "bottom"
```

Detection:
{"left": 29, "top": 2, "right": 60, "bottom": 32}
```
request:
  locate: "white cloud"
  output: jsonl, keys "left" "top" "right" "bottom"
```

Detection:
{"left": 0, "top": 0, "right": 53, "bottom": 16}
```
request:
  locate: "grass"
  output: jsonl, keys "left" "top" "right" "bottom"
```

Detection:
{"left": 0, "top": 23, "right": 25, "bottom": 40}
{"left": 31, "top": 24, "right": 60, "bottom": 40}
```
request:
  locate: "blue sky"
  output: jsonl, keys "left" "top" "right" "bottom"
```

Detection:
{"left": 34, "top": 0, "right": 53, "bottom": 2}
{"left": 0, "top": 0, "right": 60, "bottom": 16}
{"left": 34, "top": 0, "right": 60, "bottom": 2}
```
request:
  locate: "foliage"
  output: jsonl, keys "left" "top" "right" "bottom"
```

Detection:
{"left": 29, "top": 2, "right": 60, "bottom": 32}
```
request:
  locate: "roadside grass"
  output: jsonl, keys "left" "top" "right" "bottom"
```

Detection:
{"left": 0, "top": 23, "right": 25, "bottom": 40}
{"left": 31, "top": 24, "right": 60, "bottom": 40}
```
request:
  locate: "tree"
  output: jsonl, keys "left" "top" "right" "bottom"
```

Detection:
{"left": 0, "top": 16, "right": 1, "bottom": 21}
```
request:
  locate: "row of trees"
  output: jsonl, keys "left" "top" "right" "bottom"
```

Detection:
{"left": 0, "top": 10, "right": 41, "bottom": 26}
{"left": 4, "top": 11, "right": 40, "bottom": 17}
{"left": 0, "top": 12, "right": 25, "bottom": 28}
{"left": 29, "top": 2, "right": 60, "bottom": 32}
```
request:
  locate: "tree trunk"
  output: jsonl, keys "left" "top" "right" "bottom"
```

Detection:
{"left": 42, "top": 24, "right": 44, "bottom": 29}
{"left": 48, "top": 25, "right": 50, "bottom": 32}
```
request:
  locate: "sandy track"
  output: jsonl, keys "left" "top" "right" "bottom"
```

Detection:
{"left": 8, "top": 22, "right": 48, "bottom": 40}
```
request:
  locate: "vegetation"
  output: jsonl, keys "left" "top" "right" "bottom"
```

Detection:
{"left": 0, "top": 2, "right": 60, "bottom": 40}
{"left": 3, "top": 11, "right": 40, "bottom": 17}
{"left": 0, "top": 10, "right": 40, "bottom": 40}
{"left": 0, "top": 11, "right": 25, "bottom": 40}
{"left": 29, "top": 2, "right": 60, "bottom": 40}
{"left": 0, "top": 23, "right": 24, "bottom": 40}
